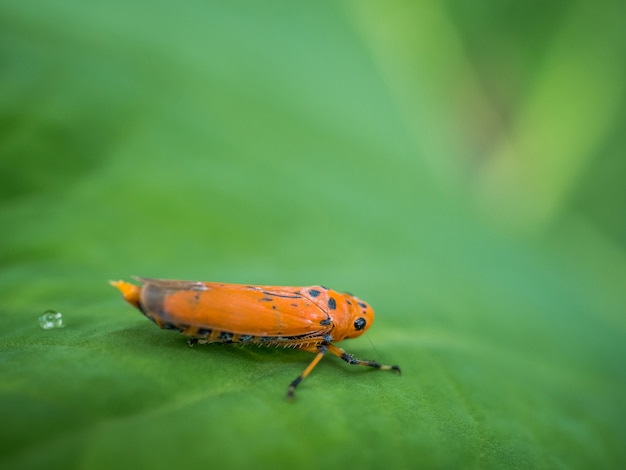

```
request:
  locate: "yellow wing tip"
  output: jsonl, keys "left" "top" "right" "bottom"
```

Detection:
{"left": 110, "top": 279, "right": 141, "bottom": 308}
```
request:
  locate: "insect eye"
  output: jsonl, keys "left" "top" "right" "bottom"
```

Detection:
{"left": 354, "top": 317, "right": 366, "bottom": 331}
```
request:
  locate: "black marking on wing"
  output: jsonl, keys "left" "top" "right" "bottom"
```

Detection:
{"left": 260, "top": 290, "right": 302, "bottom": 299}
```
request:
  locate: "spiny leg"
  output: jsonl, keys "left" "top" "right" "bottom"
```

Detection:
{"left": 286, "top": 344, "right": 327, "bottom": 399}
{"left": 326, "top": 343, "right": 401, "bottom": 374}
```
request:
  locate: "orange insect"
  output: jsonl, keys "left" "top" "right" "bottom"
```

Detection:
{"left": 110, "top": 277, "right": 400, "bottom": 398}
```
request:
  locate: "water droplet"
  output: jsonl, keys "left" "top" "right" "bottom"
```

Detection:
{"left": 39, "top": 310, "right": 65, "bottom": 330}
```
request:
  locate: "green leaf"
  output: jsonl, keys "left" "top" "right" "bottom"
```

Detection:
{"left": 1, "top": 1, "right": 625, "bottom": 469}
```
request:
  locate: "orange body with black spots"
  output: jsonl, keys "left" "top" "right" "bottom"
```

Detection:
{"left": 111, "top": 277, "right": 400, "bottom": 398}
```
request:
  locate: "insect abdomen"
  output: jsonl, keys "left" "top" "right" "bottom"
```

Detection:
{"left": 180, "top": 326, "right": 328, "bottom": 348}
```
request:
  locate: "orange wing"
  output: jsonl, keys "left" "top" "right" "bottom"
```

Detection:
{"left": 137, "top": 278, "right": 331, "bottom": 337}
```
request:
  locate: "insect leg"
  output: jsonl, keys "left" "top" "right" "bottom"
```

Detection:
{"left": 326, "top": 344, "right": 401, "bottom": 374}
{"left": 286, "top": 344, "right": 327, "bottom": 399}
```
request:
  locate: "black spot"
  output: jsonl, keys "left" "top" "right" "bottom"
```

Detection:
{"left": 219, "top": 332, "right": 233, "bottom": 341}
{"left": 358, "top": 302, "right": 368, "bottom": 309}
{"left": 354, "top": 317, "right": 367, "bottom": 331}
{"left": 328, "top": 297, "right": 337, "bottom": 310}
{"left": 193, "top": 293, "right": 201, "bottom": 301}
{"left": 163, "top": 322, "right": 183, "bottom": 332}
{"left": 197, "top": 328, "right": 212, "bottom": 336}
{"left": 272, "top": 305, "right": 277, "bottom": 310}
{"left": 320, "top": 318, "right": 332, "bottom": 326}
{"left": 291, "top": 303, "right": 298, "bottom": 308}
{"left": 309, "top": 289, "right": 321, "bottom": 297}
{"left": 346, "top": 299, "right": 352, "bottom": 306}
{"left": 259, "top": 297, "right": 273, "bottom": 302}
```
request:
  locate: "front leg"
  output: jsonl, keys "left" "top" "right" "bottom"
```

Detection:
{"left": 286, "top": 344, "right": 327, "bottom": 399}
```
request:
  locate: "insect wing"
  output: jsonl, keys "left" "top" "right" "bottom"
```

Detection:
{"left": 138, "top": 278, "right": 330, "bottom": 337}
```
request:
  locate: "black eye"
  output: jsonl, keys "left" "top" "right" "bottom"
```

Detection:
{"left": 354, "top": 317, "right": 366, "bottom": 331}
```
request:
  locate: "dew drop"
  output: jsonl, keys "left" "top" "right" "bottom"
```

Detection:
{"left": 39, "top": 310, "right": 65, "bottom": 330}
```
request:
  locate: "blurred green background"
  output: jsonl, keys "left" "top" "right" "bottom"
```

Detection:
{"left": 1, "top": 0, "right": 625, "bottom": 468}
